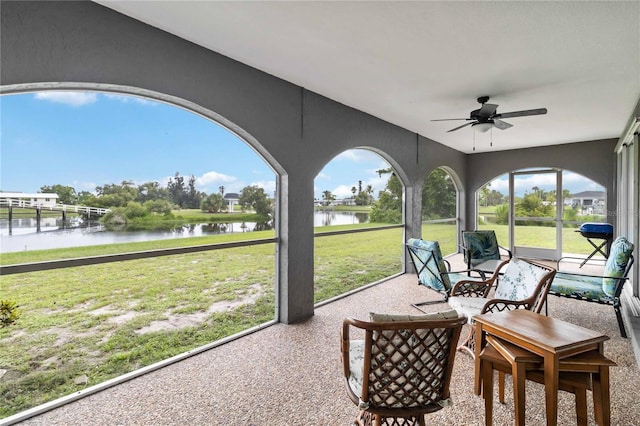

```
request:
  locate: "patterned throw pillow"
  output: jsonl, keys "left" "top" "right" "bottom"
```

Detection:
{"left": 602, "top": 237, "right": 634, "bottom": 297}
{"left": 494, "top": 258, "right": 547, "bottom": 301}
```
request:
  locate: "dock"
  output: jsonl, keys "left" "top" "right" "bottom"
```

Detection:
{"left": 0, "top": 199, "right": 110, "bottom": 234}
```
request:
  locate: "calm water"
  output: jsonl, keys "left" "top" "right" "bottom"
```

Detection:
{"left": 0, "top": 211, "right": 369, "bottom": 253}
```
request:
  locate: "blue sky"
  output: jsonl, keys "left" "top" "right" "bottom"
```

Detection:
{"left": 0, "top": 91, "right": 390, "bottom": 200}
{"left": 0, "top": 91, "right": 601, "bottom": 200}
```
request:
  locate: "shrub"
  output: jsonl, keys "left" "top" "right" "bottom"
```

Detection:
{"left": 0, "top": 299, "right": 20, "bottom": 327}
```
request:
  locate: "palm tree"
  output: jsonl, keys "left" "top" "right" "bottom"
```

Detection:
{"left": 322, "top": 190, "right": 335, "bottom": 206}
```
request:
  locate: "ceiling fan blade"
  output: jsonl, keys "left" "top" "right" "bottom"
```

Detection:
{"left": 447, "top": 121, "right": 475, "bottom": 132}
{"left": 492, "top": 118, "right": 513, "bottom": 130}
{"left": 478, "top": 103, "right": 498, "bottom": 117}
{"left": 431, "top": 118, "right": 469, "bottom": 121}
{"left": 497, "top": 108, "right": 548, "bottom": 119}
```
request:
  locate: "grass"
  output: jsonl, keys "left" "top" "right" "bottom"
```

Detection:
{"left": 0, "top": 218, "right": 603, "bottom": 417}
{"left": 314, "top": 227, "right": 403, "bottom": 301}
{"left": 0, "top": 225, "right": 401, "bottom": 418}
{"left": 0, "top": 245, "right": 277, "bottom": 417}
{"left": 478, "top": 223, "right": 599, "bottom": 256}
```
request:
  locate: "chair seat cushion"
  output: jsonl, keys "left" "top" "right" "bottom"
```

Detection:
{"left": 552, "top": 272, "right": 610, "bottom": 302}
{"left": 446, "top": 297, "right": 489, "bottom": 323}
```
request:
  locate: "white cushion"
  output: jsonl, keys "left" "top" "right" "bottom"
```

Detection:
{"left": 447, "top": 297, "right": 489, "bottom": 323}
{"left": 348, "top": 340, "right": 365, "bottom": 397}
{"left": 494, "top": 258, "right": 547, "bottom": 301}
{"left": 369, "top": 309, "right": 459, "bottom": 322}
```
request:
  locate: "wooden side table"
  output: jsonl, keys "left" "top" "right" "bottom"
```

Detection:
{"left": 473, "top": 310, "right": 610, "bottom": 426}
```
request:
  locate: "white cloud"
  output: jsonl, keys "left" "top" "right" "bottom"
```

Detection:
{"left": 485, "top": 171, "right": 603, "bottom": 197}
{"left": 71, "top": 180, "right": 98, "bottom": 193}
{"left": 250, "top": 180, "right": 277, "bottom": 196}
{"left": 197, "top": 171, "right": 237, "bottom": 186}
{"left": 34, "top": 92, "right": 97, "bottom": 107}
{"left": 103, "top": 93, "right": 156, "bottom": 105}
{"left": 332, "top": 184, "right": 356, "bottom": 198}
{"left": 334, "top": 149, "right": 383, "bottom": 163}
{"left": 316, "top": 172, "right": 331, "bottom": 181}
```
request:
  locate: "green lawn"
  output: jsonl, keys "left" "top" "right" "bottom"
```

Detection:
{"left": 0, "top": 225, "right": 401, "bottom": 418}
{"left": 0, "top": 218, "right": 605, "bottom": 417}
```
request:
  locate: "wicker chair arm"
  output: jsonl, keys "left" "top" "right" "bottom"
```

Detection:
{"left": 450, "top": 279, "right": 492, "bottom": 297}
{"left": 341, "top": 320, "right": 352, "bottom": 378}
{"left": 481, "top": 299, "right": 531, "bottom": 314}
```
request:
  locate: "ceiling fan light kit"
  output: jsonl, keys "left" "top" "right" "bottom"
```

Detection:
{"left": 472, "top": 122, "right": 493, "bottom": 133}
{"left": 432, "top": 96, "right": 548, "bottom": 149}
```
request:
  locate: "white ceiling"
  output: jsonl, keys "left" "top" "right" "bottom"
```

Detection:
{"left": 98, "top": 1, "right": 639, "bottom": 154}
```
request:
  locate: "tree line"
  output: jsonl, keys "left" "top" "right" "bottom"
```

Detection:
{"left": 320, "top": 180, "right": 375, "bottom": 207}
{"left": 368, "top": 168, "right": 457, "bottom": 223}
{"left": 39, "top": 172, "right": 273, "bottom": 220}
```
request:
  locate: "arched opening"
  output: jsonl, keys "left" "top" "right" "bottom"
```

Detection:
{"left": 313, "top": 149, "right": 404, "bottom": 303}
{"left": 421, "top": 167, "right": 460, "bottom": 256}
{"left": 0, "top": 89, "right": 280, "bottom": 417}
{"left": 476, "top": 168, "right": 607, "bottom": 260}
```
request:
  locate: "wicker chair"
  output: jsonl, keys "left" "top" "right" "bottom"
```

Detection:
{"left": 447, "top": 257, "right": 556, "bottom": 357}
{"left": 341, "top": 310, "right": 467, "bottom": 426}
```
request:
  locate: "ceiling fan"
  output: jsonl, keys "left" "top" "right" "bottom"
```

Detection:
{"left": 432, "top": 96, "right": 548, "bottom": 133}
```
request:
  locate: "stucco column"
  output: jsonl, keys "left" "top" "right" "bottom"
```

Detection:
{"left": 403, "top": 181, "right": 423, "bottom": 273}
{"left": 276, "top": 174, "right": 315, "bottom": 324}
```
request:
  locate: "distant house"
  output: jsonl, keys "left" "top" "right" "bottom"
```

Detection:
{"left": 330, "top": 198, "right": 357, "bottom": 206}
{"left": 566, "top": 190, "right": 605, "bottom": 215}
{"left": 0, "top": 192, "right": 60, "bottom": 207}
{"left": 224, "top": 193, "right": 240, "bottom": 211}
{"left": 313, "top": 197, "right": 356, "bottom": 207}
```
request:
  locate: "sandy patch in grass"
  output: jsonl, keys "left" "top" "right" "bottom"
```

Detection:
{"left": 134, "top": 283, "right": 265, "bottom": 334}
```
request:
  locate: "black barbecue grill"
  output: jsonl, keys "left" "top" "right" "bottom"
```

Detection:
{"left": 576, "top": 222, "right": 613, "bottom": 267}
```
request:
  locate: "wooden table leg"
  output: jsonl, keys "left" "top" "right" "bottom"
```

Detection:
{"left": 543, "top": 352, "right": 560, "bottom": 426}
{"left": 474, "top": 323, "right": 484, "bottom": 396}
{"left": 592, "top": 364, "right": 611, "bottom": 426}
{"left": 482, "top": 357, "right": 494, "bottom": 426}
{"left": 512, "top": 358, "right": 527, "bottom": 426}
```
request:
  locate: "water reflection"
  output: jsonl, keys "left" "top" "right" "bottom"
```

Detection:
{"left": 314, "top": 210, "right": 369, "bottom": 226}
{"left": 1, "top": 211, "right": 365, "bottom": 253}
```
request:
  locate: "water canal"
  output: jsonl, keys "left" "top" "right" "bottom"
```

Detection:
{"left": 0, "top": 211, "right": 370, "bottom": 253}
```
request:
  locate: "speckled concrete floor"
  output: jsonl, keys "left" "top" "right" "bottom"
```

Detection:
{"left": 12, "top": 266, "right": 640, "bottom": 426}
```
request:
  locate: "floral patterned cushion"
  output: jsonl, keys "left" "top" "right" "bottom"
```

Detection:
{"left": 446, "top": 297, "right": 489, "bottom": 323}
{"left": 602, "top": 237, "right": 634, "bottom": 297}
{"left": 552, "top": 272, "right": 609, "bottom": 301}
{"left": 494, "top": 258, "right": 547, "bottom": 301}
{"left": 348, "top": 340, "right": 365, "bottom": 398}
